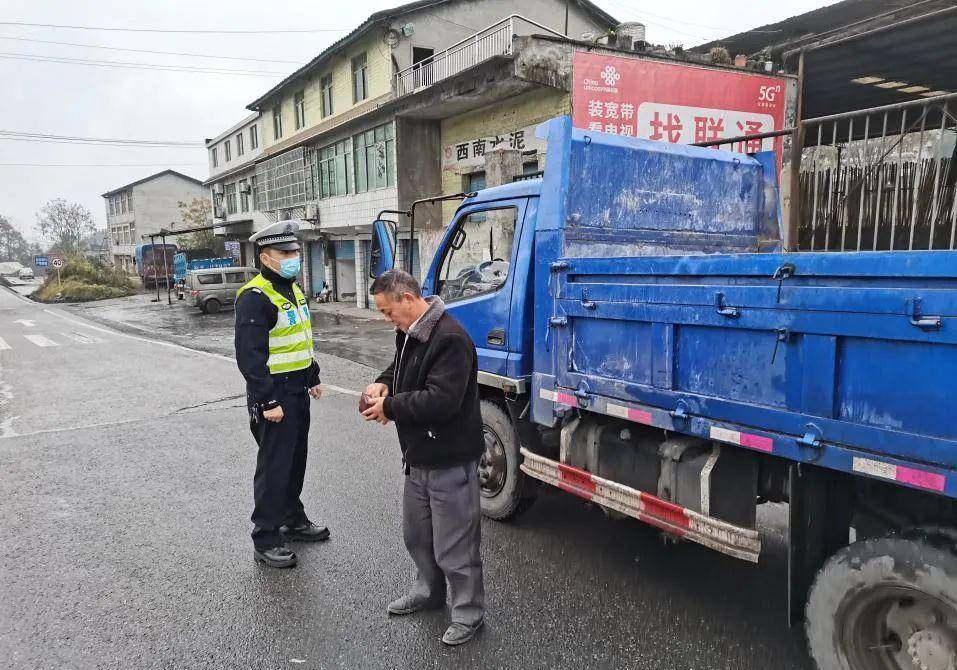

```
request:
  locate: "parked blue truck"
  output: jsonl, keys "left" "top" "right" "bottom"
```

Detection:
{"left": 370, "top": 116, "right": 957, "bottom": 669}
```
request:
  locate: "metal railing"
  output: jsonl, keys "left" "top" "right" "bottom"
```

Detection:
{"left": 799, "top": 92, "right": 957, "bottom": 251}
{"left": 393, "top": 15, "right": 564, "bottom": 97}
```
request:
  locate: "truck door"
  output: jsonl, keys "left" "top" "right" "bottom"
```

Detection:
{"left": 423, "top": 199, "right": 528, "bottom": 376}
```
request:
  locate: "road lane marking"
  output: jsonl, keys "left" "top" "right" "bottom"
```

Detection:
{"left": 60, "top": 331, "right": 102, "bottom": 344}
{"left": 14, "top": 319, "right": 36, "bottom": 327}
{"left": 24, "top": 334, "right": 58, "bottom": 347}
{"left": 41, "top": 308, "right": 363, "bottom": 397}
{"left": 0, "top": 337, "right": 10, "bottom": 350}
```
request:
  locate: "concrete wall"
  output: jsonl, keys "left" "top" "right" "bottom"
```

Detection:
{"left": 132, "top": 173, "right": 207, "bottom": 240}
{"left": 207, "top": 115, "right": 263, "bottom": 178}
{"left": 396, "top": 117, "right": 443, "bottom": 231}
{"left": 261, "top": 33, "right": 392, "bottom": 152}
{"left": 387, "top": 0, "right": 610, "bottom": 73}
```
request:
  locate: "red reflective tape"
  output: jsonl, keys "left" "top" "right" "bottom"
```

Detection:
{"left": 555, "top": 392, "right": 578, "bottom": 407}
{"left": 557, "top": 463, "right": 596, "bottom": 498}
{"left": 639, "top": 491, "right": 691, "bottom": 530}
{"left": 627, "top": 408, "right": 653, "bottom": 424}
{"left": 896, "top": 466, "right": 946, "bottom": 492}
{"left": 739, "top": 432, "right": 773, "bottom": 453}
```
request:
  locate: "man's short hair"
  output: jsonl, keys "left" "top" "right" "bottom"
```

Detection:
{"left": 370, "top": 269, "right": 422, "bottom": 300}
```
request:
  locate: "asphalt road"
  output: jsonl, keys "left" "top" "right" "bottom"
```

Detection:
{"left": 0, "top": 286, "right": 813, "bottom": 670}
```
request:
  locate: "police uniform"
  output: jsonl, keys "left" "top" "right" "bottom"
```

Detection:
{"left": 234, "top": 221, "right": 329, "bottom": 569}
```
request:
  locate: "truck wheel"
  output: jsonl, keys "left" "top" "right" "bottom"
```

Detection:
{"left": 806, "top": 529, "right": 957, "bottom": 670}
{"left": 204, "top": 298, "right": 221, "bottom": 314}
{"left": 478, "top": 399, "right": 536, "bottom": 521}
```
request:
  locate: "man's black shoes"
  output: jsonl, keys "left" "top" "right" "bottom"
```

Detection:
{"left": 254, "top": 545, "right": 298, "bottom": 569}
{"left": 280, "top": 521, "right": 330, "bottom": 542}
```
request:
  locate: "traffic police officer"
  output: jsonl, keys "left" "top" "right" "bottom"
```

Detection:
{"left": 235, "top": 220, "right": 329, "bottom": 569}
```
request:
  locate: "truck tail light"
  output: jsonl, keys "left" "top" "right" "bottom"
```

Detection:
{"left": 191, "top": 290, "right": 199, "bottom": 297}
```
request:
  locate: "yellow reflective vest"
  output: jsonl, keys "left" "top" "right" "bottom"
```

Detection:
{"left": 236, "top": 274, "right": 314, "bottom": 375}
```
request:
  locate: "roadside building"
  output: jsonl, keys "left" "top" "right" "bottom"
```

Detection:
{"left": 237, "top": 0, "right": 617, "bottom": 307}
{"left": 101, "top": 170, "right": 205, "bottom": 271}
{"left": 204, "top": 113, "right": 268, "bottom": 266}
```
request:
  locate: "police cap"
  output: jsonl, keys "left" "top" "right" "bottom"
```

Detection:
{"left": 249, "top": 220, "right": 301, "bottom": 251}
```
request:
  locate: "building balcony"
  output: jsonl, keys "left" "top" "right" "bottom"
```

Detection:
{"left": 393, "top": 15, "right": 564, "bottom": 98}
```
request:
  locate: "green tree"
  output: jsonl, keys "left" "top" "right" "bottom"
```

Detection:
{"left": 0, "top": 215, "right": 29, "bottom": 263}
{"left": 35, "top": 199, "right": 95, "bottom": 258}
{"left": 175, "top": 197, "right": 221, "bottom": 253}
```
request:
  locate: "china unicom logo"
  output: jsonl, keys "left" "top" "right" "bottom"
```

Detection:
{"left": 601, "top": 65, "right": 621, "bottom": 86}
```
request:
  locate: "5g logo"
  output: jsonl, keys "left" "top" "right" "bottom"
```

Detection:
{"left": 759, "top": 85, "right": 782, "bottom": 102}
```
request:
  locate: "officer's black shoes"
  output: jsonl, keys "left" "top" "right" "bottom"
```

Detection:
{"left": 254, "top": 545, "right": 298, "bottom": 569}
{"left": 280, "top": 521, "right": 330, "bottom": 542}
{"left": 387, "top": 593, "right": 446, "bottom": 616}
{"left": 441, "top": 620, "right": 484, "bottom": 646}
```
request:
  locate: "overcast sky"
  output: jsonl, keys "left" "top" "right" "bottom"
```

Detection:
{"left": 0, "top": 0, "right": 838, "bottom": 243}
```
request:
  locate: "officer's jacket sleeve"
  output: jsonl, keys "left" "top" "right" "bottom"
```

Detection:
{"left": 235, "top": 289, "right": 279, "bottom": 408}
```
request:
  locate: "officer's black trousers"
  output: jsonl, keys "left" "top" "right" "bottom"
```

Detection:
{"left": 249, "top": 383, "right": 311, "bottom": 550}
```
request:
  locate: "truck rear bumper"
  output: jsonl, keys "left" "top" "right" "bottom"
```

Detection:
{"left": 520, "top": 447, "right": 761, "bottom": 562}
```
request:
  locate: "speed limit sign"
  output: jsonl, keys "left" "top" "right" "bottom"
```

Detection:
{"left": 51, "top": 257, "right": 64, "bottom": 268}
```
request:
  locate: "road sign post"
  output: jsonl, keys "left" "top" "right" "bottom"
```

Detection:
{"left": 51, "top": 256, "right": 63, "bottom": 286}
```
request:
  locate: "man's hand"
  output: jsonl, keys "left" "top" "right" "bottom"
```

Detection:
{"left": 308, "top": 385, "right": 323, "bottom": 400}
{"left": 361, "top": 397, "right": 390, "bottom": 425}
{"left": 263, "top": 405, "right": 284, "bottom": 423}
{"left": 364, "top": 382, "right": 389, "bottom": 399}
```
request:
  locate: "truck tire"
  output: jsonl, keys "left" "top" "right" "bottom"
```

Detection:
{"left": 806, "top": 529, "right": 957, "bottom": 670}
{"left": 204, "top": 298, "right": 221, "bottom": 314}
{"left": 478, "top": 399, "right": 537, "bottom": 521}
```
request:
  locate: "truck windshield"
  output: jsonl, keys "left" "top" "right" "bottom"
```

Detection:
{"left": 438, "top": 206, "right": 517, "bottom": 302}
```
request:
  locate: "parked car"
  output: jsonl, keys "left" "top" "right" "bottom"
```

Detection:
{"left": 17, "top": 267, "right": 34, "bottom": 280}
{"left": 186, "top": 266, "right": 257, "bottom": 314}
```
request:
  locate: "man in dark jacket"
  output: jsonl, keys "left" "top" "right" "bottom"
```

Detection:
{"left": 362, "top": 269, "right": 485, "bottom": 646}
{"left": 235, "top": 220, "right": 329, "bottom": 570}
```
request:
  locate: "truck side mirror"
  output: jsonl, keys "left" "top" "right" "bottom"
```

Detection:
{"left": 369, "top": 219, "right": 397, "bottom": 278}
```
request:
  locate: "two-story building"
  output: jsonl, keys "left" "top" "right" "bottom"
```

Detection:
{"left": 204, "top": 113, "right": 268, "bottom": 266}
{"left": 102, "top": 170, "right": 205, "bottom": 271}
{"left": 234, "top": 0, "right": 616, "bottom": 307}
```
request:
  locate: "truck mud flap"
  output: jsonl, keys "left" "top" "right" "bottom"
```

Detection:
{"left": 520, "top": 447, "right": 761, "bottom": 562}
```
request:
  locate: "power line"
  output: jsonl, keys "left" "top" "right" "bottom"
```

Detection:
{"left": 0, "top": 21, "right": 348, "bottom": 34}
{"left": 0, "top": 35, "right": 306, "bottom": 64}
{"left": 0, "top": 130, "right": 204, "bottom": 147}
{"left": 0, "top": 162, "right": 206, "bottom": 167}
{"left": 0, "top": 52, "right": 287, "bottom": 76}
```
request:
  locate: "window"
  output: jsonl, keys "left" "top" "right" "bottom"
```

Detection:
{"left": 224, "top": 140, "right": 231, "bottom": 162}
{"left": 523, "top": 160, "right": 540, "bottom": 175}
{"left": 436, "top": 206, "right": 518, "bottom": 302}
{"left": 225, "top": 182, "right": 237, "bottom": 215}
{"left": 197, "top": 273, "right": 223, "bottom": 285}
{"left": 250, "top": 175, "right": 258, "bottom": 209}
{"left": 225, "top": 271, "right": 246, "bottom": 284}
{"left": 320, "top": 74, "right": 333, "bottom": 117}
{"left": 236, "top": 133, "right": 244, "bottom": 156}
{"left": 353, "top": 123, "right": 394, "bottom": 193}
{"left": 239, "top": 180, "right": 250, "bottom": 212}
{"left": 249, "top": 125, "right": 258, "bottom": 149}
{"left": 316, "top": 138, "right": 353, "bottom": 199}
{"left": 272, "top": 105, "right": 283, "bottom": 139}
{"left": 351, "top": 53, "right": 368, "bottom": 103}
{"left": 108, "top": 199, "right": 115, "bottom": 216}
{"left": 294, "top": 91, "right": 305, "bottom": 130}
{"left": 126, "top": 192, "right": 134, "bottom": 213}
{"left": 120, "top": 193, "right": 127, "bottom": 214}
{"left": 212, "top": 147, "right": 219, "bottom": 168}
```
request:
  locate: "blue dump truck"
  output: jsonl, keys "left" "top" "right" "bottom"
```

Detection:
{"left": 371, "top": 116, "right": 957, "bottom": 669}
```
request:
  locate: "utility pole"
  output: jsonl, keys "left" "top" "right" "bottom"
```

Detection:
{"left": 564, "top": 0, "right": 570, "bottom": 36}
